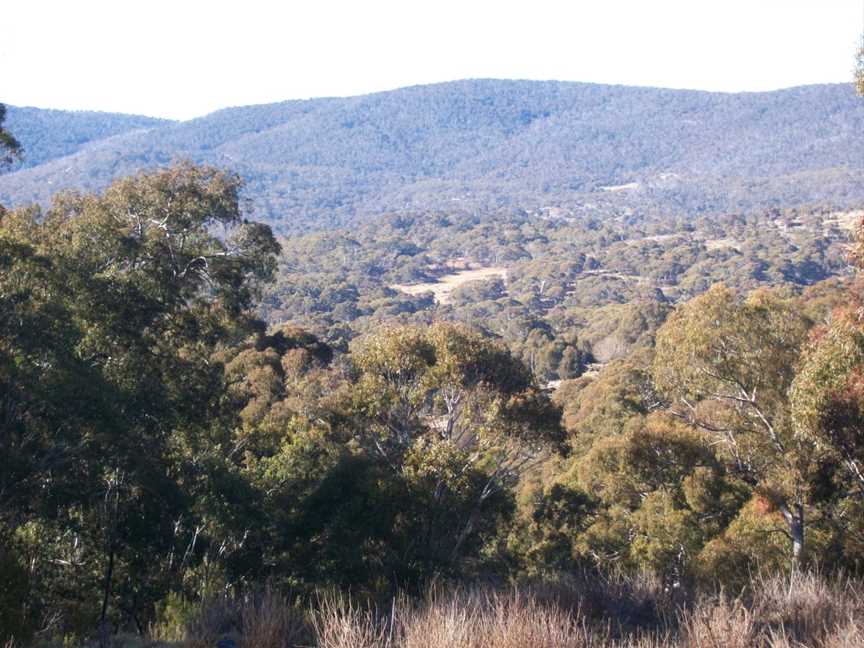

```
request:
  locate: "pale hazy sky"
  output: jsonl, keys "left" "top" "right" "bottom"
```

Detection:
{"left": 3, "top": 1, "right": 863, "bottom": 120}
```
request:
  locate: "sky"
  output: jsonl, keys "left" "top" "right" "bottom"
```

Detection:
{"left": 3, "top": 0, "right": 863, "bottom": 120}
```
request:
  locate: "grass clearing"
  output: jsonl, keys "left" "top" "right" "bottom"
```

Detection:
{"left": 391, "top": 266, "right": 508, "bottom": 304}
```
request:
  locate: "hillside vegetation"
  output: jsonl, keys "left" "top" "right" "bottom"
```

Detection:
{"left": 261, "top": 205, "right": 859, "bottom": 379}
{"left": 3, "top": 164, "right": 864, "bottom": 647}
{"left": 2, "top": 81, "right": 864, "bottom": 231}
{"left": 3, "top": 106, "right": 168, "bottom": 169}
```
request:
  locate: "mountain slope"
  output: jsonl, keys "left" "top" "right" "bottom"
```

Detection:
{"left": 4, "top": 106, "right": 171, "bottom": 169}
{"left": 2, "top": 80, "right": 863, "bottom": 232}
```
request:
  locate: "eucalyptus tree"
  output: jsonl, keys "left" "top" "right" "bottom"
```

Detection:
{"left": 0, "top": 163, "right": 280, "bottom": 637}
{"left": 789, "top": 220, "right": 864, "bottom": 564}
{"left": 653, "top": 285, "right": 815, "bottom": 563}
{"left": 347, "top": 322, "right": 564, "bottom": 571}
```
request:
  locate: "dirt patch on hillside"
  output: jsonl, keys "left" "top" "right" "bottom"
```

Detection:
{"left": 704, "top": 237, "right": 740, "bottom": 252}
{"left": 391, "top": 266, "right": 508, "bottom": 304}
{"left": 823, "top": 210, "right": 863, "bottom": 233}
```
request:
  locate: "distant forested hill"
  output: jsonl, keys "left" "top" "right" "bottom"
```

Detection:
{"left": 2, "top": 81, "right": 863, "bottom": 232}
{"left": 3, "top": 106, "right": 170, "bottom": 169}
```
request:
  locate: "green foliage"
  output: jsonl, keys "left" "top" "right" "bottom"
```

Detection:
{"left": 789, "top": 232, "right": 864, "bottom": 564}
{"left": 695, "top": 498, "right": 794, "bottom": 588}
{"left": 630, "top": 490, "right": 701, "bottom": 578}
{"left": 0, "top": 543, "right": 33, "bottom": 645}
{"left": 350, "top": 322, "right": 563, "bottom": 457}
{"left": 508, "top": 479, "right": 596, "bottom": 574}
{"left": 652, "top": 284, "right": 817, "bottom": 564}
{"left": 0, "top": 162, "right": 280, "bottom": 638}
{"left": 557, "top": 351, "right": 658, "bottom": 451}
{"left": 151, "top": 591, "right": 198, "bottom": 642}
{"left": 337, "top": 322, "right": 563, "bottom": 582}
{"left": 653, "top": 284, "right": 810, "bottom": 417}
{"left": 530, "top": 268, "right": 864, "bottom": 585}
{"left": 567, "top": 413, "right": 746, "bottom": 580}
{"left": 186, "top": 319, "right": 563, "bottom": 594}
{"left": 791, "top": 305, "right": 864, "bottom": 495}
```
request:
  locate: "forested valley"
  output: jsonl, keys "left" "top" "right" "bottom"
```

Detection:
{"left": 3, "top": 73, "right": 864, "bottom": 648}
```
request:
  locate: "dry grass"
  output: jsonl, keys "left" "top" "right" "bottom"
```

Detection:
{"left": 180, "top": 587, "right": 308, "bottom": 648}
{"left": 313, "top": 589, "right": 602, "bottom": 648}
{"left": 310, "top": 579, "right": 676, "bottom": 648}
{"left": 390, "top": 266, "right": 507, "bottom": 304}
{"left": 132, "top": 571, "right": 864, "bottom": 648}
{"left": 24, "top": 572, "right": 860, "bottom": 646}
{"left": 239, "top": 588, "right": 310, "bottom": 648}
{"left": 311, "top": 594, "right": 393, "bottom": 648}
{"left": 182, "top": 596, "right": 239, "bottom": 648}
{"left": 703, "top": 237, "right": 740, "bottom": 252}
{"left": 682, "top": 571, "right": 864, "bottom": 648}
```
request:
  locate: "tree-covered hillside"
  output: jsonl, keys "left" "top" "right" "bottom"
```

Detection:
{"left": 2, "top": 106, "right": 168, "bottom": 169}
{"left": 2, "top": 81, "right": 863, "bottom": 232}
{"left": 260, "top": 204, "right": 859, "bottom": 380}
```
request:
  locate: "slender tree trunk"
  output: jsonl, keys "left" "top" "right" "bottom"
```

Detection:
{"left": 449, "top": 475, "right": 498, "bottom": 564}
{"left": 783, "top": 502, "right": 805, "bottom": 567}
{"left": 98, "top": 544, "right": 115, "bottom": 648}
{"left": 99, "top": 482, "right": 120, "bottom": 648}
